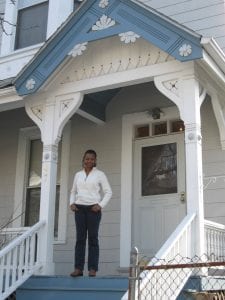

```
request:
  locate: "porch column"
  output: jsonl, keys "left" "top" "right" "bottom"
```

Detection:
{"left": 180, "top": 74, "right": 205, "bottom": 257}
{"left": 154, "top": 64, "right": 205, "bottom": 257}
{"left": 25, "top": 92, "right": 83, "bottom": 274}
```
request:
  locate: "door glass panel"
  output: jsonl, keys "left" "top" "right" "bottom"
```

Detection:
{"left": 142, "top": 143, "right": 177, "bottom": 196}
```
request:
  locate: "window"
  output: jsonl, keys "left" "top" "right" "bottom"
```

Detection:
{"left": 15, "top": 1, "right": 49, "bottom": 50}
{"left": 25, "top": 139, "right": 61, "bottom": 238}
{"left": 13, "top": 125, "right": 71, "bottom": 243}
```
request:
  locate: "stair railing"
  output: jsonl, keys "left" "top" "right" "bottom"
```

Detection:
{"left": 205, "top": 219, "right": 225, "bottom": 259}
{"left": 122, "top": 213, "right": 196, "bottom": 300}
{"left": 0, "top": 220, "right": 45, "bottom": 300}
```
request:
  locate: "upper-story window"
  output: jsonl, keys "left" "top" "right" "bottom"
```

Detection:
{"left": 15, "top": 0, "right": 49, "bottom": 50}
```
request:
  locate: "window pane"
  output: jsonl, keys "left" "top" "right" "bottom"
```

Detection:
{"left": 153, "top": 122, "right": 167, "bottom": 135}
{"left": 15, "top": 1, "right": 48, "bottom": 49}
{"left": 26, "top": 138, "right": 61, "bottom": 238}
{"left": 136, "top": 125, "right": 149, "bottom": 138}
{"left": 142, "top": 143, "right": 177, "bottom": 196}
{"left": 28, "top": 139, "right": 42, "bottom": 187}
{"left": 25, "top": 186, "right": 60, "bottom": 238}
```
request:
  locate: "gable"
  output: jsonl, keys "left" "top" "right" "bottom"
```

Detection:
{"left": 14, "top": 0, "right": 203, "bottom": 96}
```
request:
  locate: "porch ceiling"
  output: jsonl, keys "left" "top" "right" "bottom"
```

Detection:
{"left": 14, "top": 0, "right": 203, "bottom": 96}
{"left": 81, "top": 88, "right": 121, "bottom": 121}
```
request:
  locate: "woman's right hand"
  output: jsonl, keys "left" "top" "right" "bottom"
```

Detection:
{"left": 70, "top": 204, "right": 78, "bottom": 212}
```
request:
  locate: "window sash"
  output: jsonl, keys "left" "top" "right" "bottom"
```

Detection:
{"left": 15, "top": 1, "right": 49, "bottom": 49}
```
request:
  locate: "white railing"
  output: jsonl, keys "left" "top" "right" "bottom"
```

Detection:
{"left": 0, "top": 221, "right": 45, "bottom": 300}
{"left": 122, "top": 213, "right": 196, "bottom": 300}
{"left": 0, "top": 227, "right": 28, "bottom": 250}
{"left": 205, "top": 219, "right": 225, "bottom": 259}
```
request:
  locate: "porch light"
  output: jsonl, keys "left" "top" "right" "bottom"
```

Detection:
{"left": 149, "top": 107, "right": 163, "bottom": 120}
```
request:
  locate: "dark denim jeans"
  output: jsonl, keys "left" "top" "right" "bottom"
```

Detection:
{"left": 74, "top": 204, "right": 101, "bottom": 272}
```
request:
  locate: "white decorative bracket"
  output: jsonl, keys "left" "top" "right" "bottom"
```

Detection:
{"left": 25, "top": 92, "right": 83, "bottom": 145}
{"left": 210, "top": 93, "right": 225, "bottom": 150}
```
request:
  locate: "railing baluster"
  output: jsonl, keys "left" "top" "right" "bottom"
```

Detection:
{"left": 11, "top": 246, "right": 18, "bottom": 285}
{"left": 0, "top": 221, "right": 45, "bottom": 300}
{"left": 4, "top": 252, "right": 11, "bottom": 294}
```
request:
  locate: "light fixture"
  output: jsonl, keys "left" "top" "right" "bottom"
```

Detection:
{"left": 149, "top": 107, "right": 163, "bottom": 120}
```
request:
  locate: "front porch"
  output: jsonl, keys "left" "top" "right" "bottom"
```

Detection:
{"left": 1, "top": 0, "right": 225, "bottom": 298}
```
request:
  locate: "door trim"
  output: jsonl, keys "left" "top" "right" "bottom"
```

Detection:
{"left": 120, "top": 108, "right": 180, "bottom": 267}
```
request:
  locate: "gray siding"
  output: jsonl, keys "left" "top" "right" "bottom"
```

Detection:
{"left": 202, "top": 97, "right": 225, "bottom": 225}
{"left": 140, "top": 0, "right": 225, "bottom": 52}
{"left": 0, "top": 0, "right": 6, "bottom": 50}
{"left": 0, "top": 108, "right": 34, "bottom": 229}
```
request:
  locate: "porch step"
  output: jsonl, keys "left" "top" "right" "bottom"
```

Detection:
{"left": 178, "top": 275, "right": 225, "bottom": 299}
{"left": 16, "top": 275, "right": 128, "bottom": 300}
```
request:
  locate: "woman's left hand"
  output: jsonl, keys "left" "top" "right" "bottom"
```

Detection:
{"left": 91, "top": 204, "right": 102, "bottom": 212}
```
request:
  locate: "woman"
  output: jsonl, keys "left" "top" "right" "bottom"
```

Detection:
{"left": 70, "top": 149, "right": 112, "bottom": 277}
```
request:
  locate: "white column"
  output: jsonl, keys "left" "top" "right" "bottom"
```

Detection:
{"left": 25, "top": 92, "right": 83, "bottom": 274}
{"left": 180, "top": 75, "right": 205, "bottom": 257}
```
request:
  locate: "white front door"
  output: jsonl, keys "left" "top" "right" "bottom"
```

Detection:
{"left": 133, "top": 133, "right": 186, "bottom": 257}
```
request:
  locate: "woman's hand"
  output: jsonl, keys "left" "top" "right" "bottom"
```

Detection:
{"left": 70, "top": 204, "right": 78, "bottom": 212}
{"left": 91, "top": 204, "right": 101, "bottom": 212}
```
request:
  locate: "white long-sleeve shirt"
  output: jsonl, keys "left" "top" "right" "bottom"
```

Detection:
{"left": 69, "top": 167, "right": 112, "bottom": 208}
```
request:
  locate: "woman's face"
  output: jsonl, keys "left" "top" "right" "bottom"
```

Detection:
{"left": 83, "top": 153, "right": 96, "bottom": 169}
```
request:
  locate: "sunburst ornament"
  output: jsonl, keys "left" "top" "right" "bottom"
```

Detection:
{"left": 68, "top": 42, "right": 88, "bottom": 57}
{"left": 99, "top": 0, "right": 109, "bottom": 8}
{"left": 92, "top": 15, "right": 115, "bottom": 31}
{"left": 26, "top": 78, "right": 36, "bottom": 90}
{"left": 179, "top": 44, "right": 192, "bottom": 57}
{"left": 119, "top": 31, "right": 140, "bottom": 43}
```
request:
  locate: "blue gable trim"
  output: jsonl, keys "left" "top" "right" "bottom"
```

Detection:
{"left": 15, "top": 0, "right": 203, "bottom": 96}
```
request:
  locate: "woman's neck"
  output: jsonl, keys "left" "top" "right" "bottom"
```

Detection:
{"left": 84, "top": 167, "right": 93, "bottom": 175}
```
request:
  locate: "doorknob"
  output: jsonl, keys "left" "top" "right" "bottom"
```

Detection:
{"left": 180, "top": 191, "right": 185, "bottom": 202}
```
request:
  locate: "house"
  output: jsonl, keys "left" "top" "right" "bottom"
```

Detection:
{"left": 1, "top": 0, "right": 225, "bottom": 299}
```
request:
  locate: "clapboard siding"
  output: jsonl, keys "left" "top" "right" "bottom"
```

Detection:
{"left": 0, "top": 0, "right": 6, "bottom": 50}
{"left": 140, "top": 0, "right": 225, "bottom": 51}
{"left": 0, "top": 108, "right": 34, "bottom": 230}
{"left": 202, "top": 98, "right": 225, "bottom": 224}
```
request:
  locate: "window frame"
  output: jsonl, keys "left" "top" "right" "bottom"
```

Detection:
{"left": 14, "top": 1, "right": 49, "bottom": 50}
{"left": 13, "top": 124, "right": 71, "bottom": 244}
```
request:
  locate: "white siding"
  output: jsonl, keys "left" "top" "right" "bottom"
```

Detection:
{"left": 140, "top": 0, "right": 225, "bottom": 52}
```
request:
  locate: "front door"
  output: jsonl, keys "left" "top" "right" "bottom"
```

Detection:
{"left": 133, "top": 133, "right": 186, "bottom": 257}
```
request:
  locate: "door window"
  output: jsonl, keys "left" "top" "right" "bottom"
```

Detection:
{"left": 142, "top": 143, "right": 177, "bottom": 196}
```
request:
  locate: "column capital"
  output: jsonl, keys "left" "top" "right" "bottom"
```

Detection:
{"left": 184, "top": 123, "right": 202, "bottom": 144}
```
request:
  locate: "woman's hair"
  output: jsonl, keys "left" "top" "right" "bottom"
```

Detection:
{"left": 82, "top": 149, "right": 97, "bottom": 167}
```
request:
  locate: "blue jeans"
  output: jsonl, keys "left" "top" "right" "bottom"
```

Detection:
{"left": 74, "top": 205, "right": 101, "bottom": 271}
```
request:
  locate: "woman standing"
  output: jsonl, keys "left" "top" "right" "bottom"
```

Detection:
{"left": 70, "top": 149, "right": 112, "bottom": 277}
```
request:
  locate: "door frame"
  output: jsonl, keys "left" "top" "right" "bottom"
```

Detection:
{"left": 133, "top": 133, "right": 186, "bottom": 256}
{"left": 120, "top": 107, "right": 182, "bottom": 267}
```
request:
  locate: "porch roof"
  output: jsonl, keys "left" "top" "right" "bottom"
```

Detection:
{"left": 14, "top": 0, "right": 203, "bottom": 97}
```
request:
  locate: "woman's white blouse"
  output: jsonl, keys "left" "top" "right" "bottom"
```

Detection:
{"left": 70, "top": 167, "right": 112, "bottom": 208}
